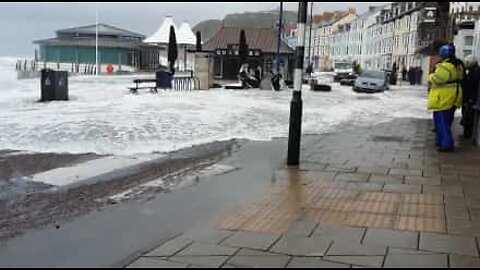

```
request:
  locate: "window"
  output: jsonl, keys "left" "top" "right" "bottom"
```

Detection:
{"left": 464, "top": 50, "right": 473, "bottom": 58}
{"left": 465, "top": 36, "right": 474, "bottom": 46}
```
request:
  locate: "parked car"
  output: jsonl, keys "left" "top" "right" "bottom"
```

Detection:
{"left": 353, "top": 70, "right": 389, "bottom": 93}
{"left": 340, "top": 74, "right": 357, "bottom": 86}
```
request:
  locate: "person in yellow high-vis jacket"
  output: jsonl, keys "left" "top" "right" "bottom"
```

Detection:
{"left": 428, "top": 44, "right": 465, "bottom": 151}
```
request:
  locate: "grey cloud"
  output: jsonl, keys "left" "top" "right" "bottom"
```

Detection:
{"left": 0, "top": 2, "right": 387, "bottom": 56}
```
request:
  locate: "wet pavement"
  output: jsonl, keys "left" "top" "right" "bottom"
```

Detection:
{"left": 127, "top": 117, "right": 480, "bottom": 268}
{"left": 2, "top": 116, "right": 480, "bottom": 267}
{"left": 0, "top": 140, "right": 237, "bottom": 243}
{"left": 0, "top": 138, "right": 288, "bottom": 267}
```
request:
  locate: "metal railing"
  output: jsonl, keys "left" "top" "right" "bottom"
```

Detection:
{"left": 15, "top": 59, "right": 98, "bottom": 75}
{"left": 171, "top": 75, "right": 200, "bottom": 91}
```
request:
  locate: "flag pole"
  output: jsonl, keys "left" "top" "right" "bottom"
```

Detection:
{"left": 95, "top": 3, "right": 99, "bottom": 76}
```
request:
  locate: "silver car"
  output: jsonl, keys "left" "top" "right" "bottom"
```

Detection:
{"left": 353, "top": 70, "right": 389, "bottom": 93}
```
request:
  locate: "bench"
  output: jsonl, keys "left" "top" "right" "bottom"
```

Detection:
{"left": 129, "top": 75, "right": 200, "bottom": 93}
{"left": 129, "top": 79, "right": 158, "bottom": 94}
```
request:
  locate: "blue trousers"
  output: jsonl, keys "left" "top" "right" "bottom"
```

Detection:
{"left": 433, "top": 108, "right": 456, "bottom": 150}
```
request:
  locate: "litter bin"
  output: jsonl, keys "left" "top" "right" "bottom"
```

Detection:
{"left": 156, "top": 71, "right": 173, "bottom": 89}
{"left": 41, "top": 69, "right": 68, "bottom": 101}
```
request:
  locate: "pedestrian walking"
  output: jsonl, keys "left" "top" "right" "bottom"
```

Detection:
{"left": 428, "top": 44, "right": 465, "bottom": 152}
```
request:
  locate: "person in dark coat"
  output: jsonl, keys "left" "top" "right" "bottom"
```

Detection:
{"left": 416, "top": 67, "right": 423, "bottom": 85}
{"left": 254, "top": 65, "right": 262, "bottom": 82}
{"left": 306, "top": 64, "right": 313, "bottom": 77}
{"left": 402, "top": 66, "right": 407, "bottom": 81}
{"left": 462, "top": 55, "right": 480, "bottom": 138}
{"left": 408, "top": 67, "right": 415, "bottom": 85}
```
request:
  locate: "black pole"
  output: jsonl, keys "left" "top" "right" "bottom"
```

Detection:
{"left": 275, "top": 2, "right": 284, "bottom": 74}
{"left": 307, "top": 2, "right": 313, "bottom": 67}
{"left": 287, "top": 2, "right": 307, "bottom": 166}
{"left": 184, "top": 45, "right": 187, "bottom": 71}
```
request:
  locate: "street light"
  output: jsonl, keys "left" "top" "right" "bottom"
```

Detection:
{"left": 287, "top": 2, "right": 307, "bottom": 166}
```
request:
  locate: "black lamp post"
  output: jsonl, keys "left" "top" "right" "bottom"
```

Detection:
{"left": 287, "top": 2, "right": 307, "bottom": 166}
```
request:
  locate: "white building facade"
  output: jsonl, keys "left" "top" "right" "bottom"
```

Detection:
{"left": 283, "top": 2, "right": 455, "bottom": 78}
{"left": 388, "top": 2, "right": 422, "bottom": 71}
{"left": 327, "top": 13, "right": 358, "bottom": 69}
{"left": 451, "top": 2, "right": 480, "bottom": 61}
{"left": 451, "top": 2, "right": 480, "bottom": 23}
{"left": 360, "top": 8, "right": 383, "bottom": 70}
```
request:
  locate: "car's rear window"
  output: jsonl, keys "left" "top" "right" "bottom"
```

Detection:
{"left": 360, "top": 71, "right": 385, "bottom": 79}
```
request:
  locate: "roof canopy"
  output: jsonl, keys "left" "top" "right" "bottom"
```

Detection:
{"left": 144, "top": 16, "right": 177, "bottom": 44}
{"left": 145, "top": 17, "right": 196, "bottom": 45}
{"left": 56, "top": 23, "right": 145, "bottom": 39}
{"left": 203, "top": 27, "right": 293, "bottom": 54}
{"left": 177, "top": 22, "right": 196, "bottom": 45}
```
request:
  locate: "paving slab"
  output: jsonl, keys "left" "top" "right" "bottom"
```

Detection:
{"left": 225, "top": 249, "right": 290, "bottom": 268}
{"left": 422, "top": 185, "right": 464, "bottom": 196}
{"left": 182, "top": 229, "right": 234, "bottom": 244}
{"left": 220, "top": 231, "right": 279, "bottom": 251}
{"left": 470, "top": 209, "right": 480, "bottom": 221}
{"left": 450, "top": 255, "right": 480, "bottom": 268}
{"left": 324, "top": 165, "right": 357, "bottom": 173}
{"left": 447, "top": 219, "right": 480, "bottom": 236}
{"left": 334, "top": 173, "right": 370, "bottom": 183}
{"left": 363, "top": 228, "right": 418, "bottom": 249}
{"left": 356, "top": 167, "right": 389, "bottom": 175}
{"left": 285, "top": 220, "right": 317, "bottom": 238}
{"left": 176, "top": 243, "right": 238, "bottom": 256}
{"left": 419, "top": 232, "right": 478, "bottom": 256}
{"left": 445, "top": 206, "right": 469, "bottom": 221}
{"left": 269, "top": 236, "right": 331, "bottom": 256}
{"left": 383, "top": 254, "right": 447, "bottom": 268}
{"left": 323, "top": 256, "right": 384, "bottom": 268}
{"left": 369, "top": 174, "right": 404, "bottom": 184}
{"left": 326, "top": 241, "right": 387, "bottom": 256}
{"left": 287, "top": 257, "right": 350, "bottom": 268}
{"left": 296, "top": 162, "right": 329, "bottom": 171}
{"left": 389, "top": 169, "right": 422, "bottom": 177}
{"left": 312, "top": 224, "right": 365, "bottom": 243}
{"left": 145, "top": 237, "right": 193, "bottom": 257}
{"left": 405, "top": 176, "right": 441, "bottom": 186}
{"left": 388, "top": 248, "right": 438, "bottom": 255}
{"left": 169, "top": 256, "right": 230, "bottom": 268}
{"left": 127, "top": 257, "right": 188, "bottom": 268}
{"left": 383, "top": 184, "right": 421, "bottom": 194}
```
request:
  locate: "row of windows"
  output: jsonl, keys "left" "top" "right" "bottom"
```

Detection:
{"left": 452, "top": 5, "right": 480, "bottom": 14}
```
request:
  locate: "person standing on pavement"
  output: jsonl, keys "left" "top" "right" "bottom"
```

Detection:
{"left": 306, "top": 63, "right": 313, "bottom": 78}
{"left": 461, "top": 55, "right": 480, "bottom": 138}
{"left": 408, "top": 66, "right": 415, "bottom": 85}
{"left": 428, "top": 44, "right": 464, "bottom": 152}
{"left": 416, "top": 66, "right": 423, "bottom": 85}
{"left": 402, "top": 66, "right": 407, "bottom": 81}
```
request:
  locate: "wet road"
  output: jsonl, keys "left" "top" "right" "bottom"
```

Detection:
{"left": 0, "top": 138, "right": 292, "bottom": 267}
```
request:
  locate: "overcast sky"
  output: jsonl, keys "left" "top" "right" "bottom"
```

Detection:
{"left": 0, "top": 2, "right": 388, "bottom": 56}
